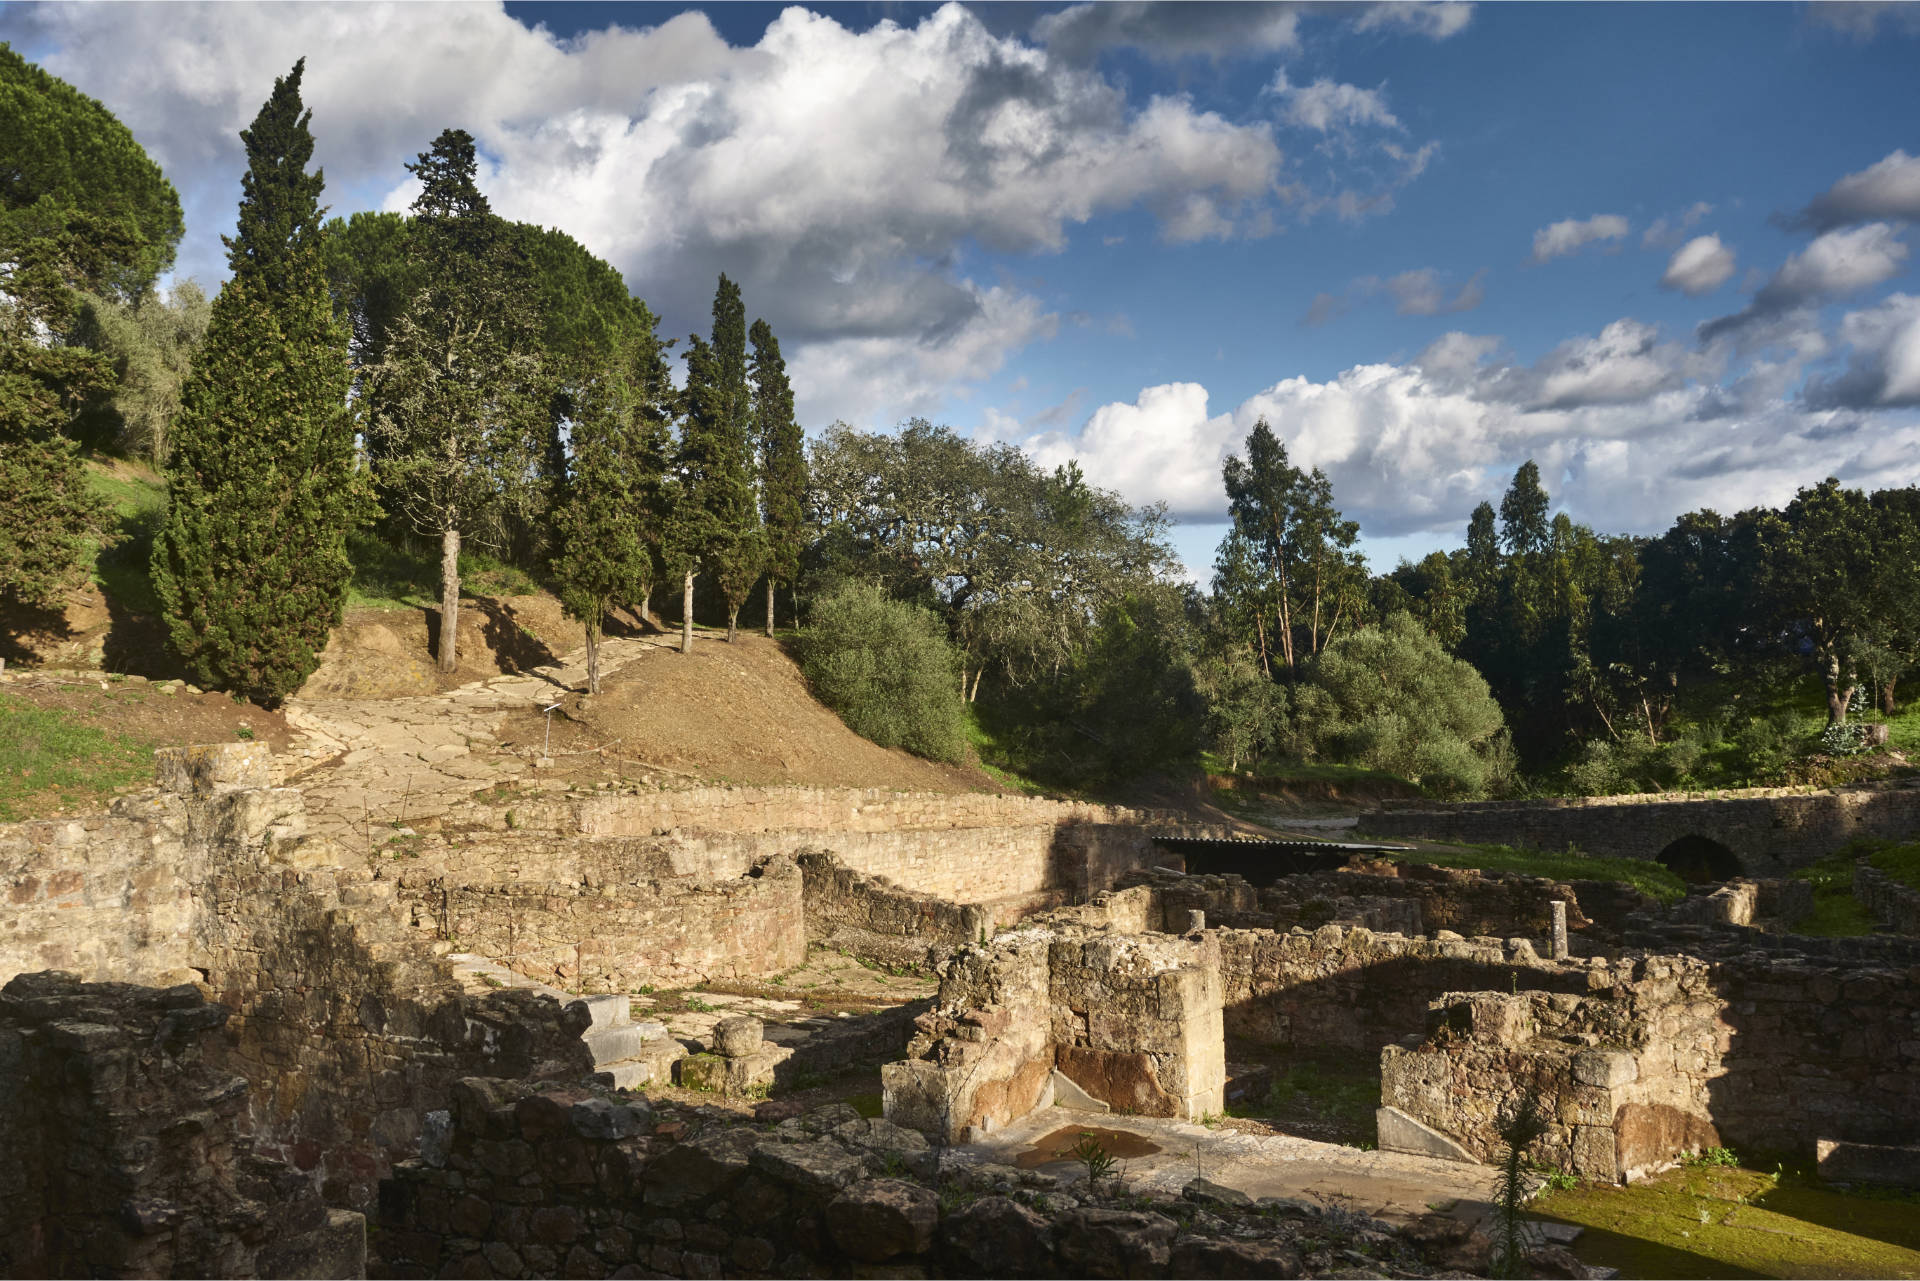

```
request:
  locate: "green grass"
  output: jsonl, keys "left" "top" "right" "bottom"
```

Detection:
{"left": 1789, "top": 847, "right": 1893, "bottom": 937}
{"left": 1865, "top": 839, "right": 1920, "bottom": 893}
{"left": 1361, "top": 840, "right": 1689, "bottom": 903}
{"left": 85, "top": 459, "right": 168, "bottom": 616}
{"left": 346, "top": 530, "right": 546, "bottom": 611}
{"left": 0, "top": 692, "right": 154, "bottom": 820}
{"left": 1533, "top": 1161, "right": 1920, "bottom": 1279}
{"left": 1226, "top": 1058, "right": 1379, "bottom": 1139}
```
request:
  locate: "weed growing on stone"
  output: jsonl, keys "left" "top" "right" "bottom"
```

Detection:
{"left": 1058, "top": 1132, "right": 1117, "bottom": 1183}
{"left": 1491, "top": 1091, "right": 1548, "bottom": 1278}
{"left": 1685, "top": 1146, "right": 1740, "bottom": 1168}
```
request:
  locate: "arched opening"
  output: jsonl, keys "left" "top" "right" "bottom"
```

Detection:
{"left": 1655, "top": 834, "right": 1743, "bottom": 884}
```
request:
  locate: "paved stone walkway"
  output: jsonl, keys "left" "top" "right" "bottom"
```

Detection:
{"left": 280, "top": 635, "right": 674, "bottom": 846}
{"left": 956, "top": 1107, "right": 1503, "bottom": 1228}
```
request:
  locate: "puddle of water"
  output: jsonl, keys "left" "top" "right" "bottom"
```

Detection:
{"left": 1014, "top": 1126, "right": 1164, "bottom": 1169}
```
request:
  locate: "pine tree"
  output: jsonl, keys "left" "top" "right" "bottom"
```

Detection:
{"left": 365, "top": 129, "right": 543, "bottom": 673}
{"left": 1499, "top": 460, "right": 1551, "bottom": 559}
{"left": 751, "top": 318, "right": 807, "bottom": 636}
{"left": 151, "top": 60, "right": 365, "bottom": 704}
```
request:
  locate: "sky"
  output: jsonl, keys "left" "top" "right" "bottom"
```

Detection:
{"left": 7, "top": 0, "right": 1920, "bottom": 577}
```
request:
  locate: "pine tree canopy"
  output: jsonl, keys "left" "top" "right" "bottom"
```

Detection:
{"left": 151, "top": 60, "right": 364, "bottom": 705}
{"left": 0, "top": 42, "right": 183, "bottom": 300}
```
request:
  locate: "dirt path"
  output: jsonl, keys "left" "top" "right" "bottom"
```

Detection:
{"left": 281, "top": 633, "right": 673, "bottom": 844}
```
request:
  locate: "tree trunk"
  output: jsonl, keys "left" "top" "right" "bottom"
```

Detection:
{"left": 727, "top": 604, "right": 739, "bottom": 644}
{"left": 1253, "top": 611, "right": 1271, "bottom": 679}
{"left": 438, "top": 526, "right": 461, "bottom": 674}
{"left": 969, "top": 668, "right": 983, "bottom": 702}
{"left": 766, "top": 577, "right": 776, "bottom": 637}
{"left": 1823, "top": 653, "right": 1851, "bottom": 724}
{"left": 584, "top": 619, "right": 600, "bottom": 694}
{"left": 1882, "top": 678, "right": 1898, "bottom": 717}
{"left": 681, "top": 569, "right": 695, "bottom": 655}
{"left": 638, "top": 586, "right": 656, "bottom": 630}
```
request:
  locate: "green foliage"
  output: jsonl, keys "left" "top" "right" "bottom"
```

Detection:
{"left": 1057, "top": 1132, "right": 1117, "bottom": 1183}
{"left": 0, "top": 180, "right": 116, "bottom": 612}
{"left": 797, "top": 580, "right": 967, "bottom": 763}
{"left": 1492, "top": 1091, "right": 1548, "bottom": 1278}
{"left": 89, "top": 460, "right": 167, "bottom": 616}
{"left": 1191, "top": 646, "right": 1289, "bottom": 773}
{"left": 752, "top": 318, "right": 807, "bottom": 627}
{"left": 365, "top": 129, "right": 545, "bottom": 671}
{"left": 1376, "top": 843, "right": 1688, "bottom": 903}
{"left": 1685, "top": 1146, "right": 1741, "bottom": 1168}
{"left": 152, "top": 62, "right": 365, "bottom": 705}
{"left": 672, "top": 276, "right": 764, "bottom": 638}
{"left": 550, "top": 314, "right": 673, "bottom": 690}
{"left": 1219, "top": 418, "right": 1366, "bottom": 675}
{"left": 0, "top": 692, "right": 154, "bottom": 820}
{"left": 1289, "top": 612, "right": 1512, "bottom": 798}
{"left": 0, "top": 42, "right": 183, "bottom": 299}
{"left": 69, "top": 280, "right": 210, "bottom": 461}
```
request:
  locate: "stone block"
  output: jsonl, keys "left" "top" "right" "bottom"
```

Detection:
{"left": 1571, "top": 1049, "right": 1637, "bottom": 1089}
{"left": 825, "top": 1179, "right": 939, "bottom": 1262}
{"left": 570, "top": 1097, "right": 648, "bottom": 1140}
{"left": 1051, "top": 1068, "right": 1111, "bottom": 1114}
{"left": 941, "top": 1196, "right": 1054, "bottom": 1276}
{"left": 1376, "top": 1106, "right": 1480, "bottom": 1164}
{"left": 1816, "top": 1138, "right": 1920, "bottom": 1187}
{"left": 675, "top": 1053, "right": 729, "bottom": 1093}
{"left": 1169, "top": 1236, "right": 1302, "bottom": 1279}
{"left": 749, "top": 1140, "right": 866, "bottom": 1200}
{"left": 1056, "top": 1208, "right": 1176, "bottom": 1278}
{"left": 713, "top": 1015, "right": 764, "bottom": 1057}
{"left": 154, "top": 742, "right": 272, "bottom": 794}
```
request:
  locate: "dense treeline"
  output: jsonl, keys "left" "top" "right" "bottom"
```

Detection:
{"left": 6, "top": 45, "right": 1915, "bottom": 799}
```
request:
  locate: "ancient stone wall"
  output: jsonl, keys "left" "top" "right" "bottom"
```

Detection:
{"left": 375, "top": 1080, "right": 1432, "bottom": 1280}
{"left": 797, "top": 851, "right": 990, "bottom": 969}
{"left": 442, "top": 785, "right": 1175, "bottom": 906}
{"left": 0, "top": 972, "right": 365, "bottom": 1279}
{"left": 883, "top": 930, "right": 1056, "bottom": 1144}
{"left": 400, "top": 858, "right": 808, "bottom": 994}
{"left": 1382, "top": 945, "right": 1920, "bottom": 1180}
{"left": 1214, "top": 924, "right": 1589, "bottom": 1053}
{"left": 1366, "top": 782, "right": 1920, "bottom": 875}
{"left": 1856, "top": 862, "right": 1920, "bottom": 935}
{"left": 1049, "top": 932, "right": 1225, "bottom": 1119}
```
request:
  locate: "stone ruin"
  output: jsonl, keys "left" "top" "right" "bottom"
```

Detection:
{"left": 2, "top": 741, "right": 1918, "bottom": 1278}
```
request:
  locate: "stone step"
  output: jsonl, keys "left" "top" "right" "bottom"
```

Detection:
{"left": 579, "top": 993, "right": 631, "bottom": 1031}
{"left": 583, "top": 1023, "right": 659, "bottom": 1066}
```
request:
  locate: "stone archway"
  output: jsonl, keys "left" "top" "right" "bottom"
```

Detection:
{"left": 1655, "top": 834, "right": 1743, "bottom": 884}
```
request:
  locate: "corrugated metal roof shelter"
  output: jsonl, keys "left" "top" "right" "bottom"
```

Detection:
{"left": 1152, "top": 835, "right": 1414, "bottom": 882}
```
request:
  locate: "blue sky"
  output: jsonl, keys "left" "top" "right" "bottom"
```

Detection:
{"left": 8, "top": 1, "right": 1920, "bottom": 577}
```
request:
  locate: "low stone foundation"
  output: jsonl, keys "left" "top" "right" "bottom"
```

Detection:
{"left": 1856, "top": 861, "right": 1920, "bottom": 935}
{"left": 0, "top": 972, "right": 366, "bottom": 1278}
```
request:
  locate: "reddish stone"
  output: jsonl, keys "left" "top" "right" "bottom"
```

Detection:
{"left": 1055, "top": 1046, "right": 1177, "bottom": 1117}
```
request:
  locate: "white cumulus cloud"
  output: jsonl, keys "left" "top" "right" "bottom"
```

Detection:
{"left": 1531, "top": 214, "right": 1630, "bottom": 263}
{"left": 1271, "top": 70, "right": 1401, "bottom": 133}
{"left": 6, "top": 0, "right": 1285, "bottom": 429}
{"left": 1661, "top": 234, "right": 1737, "bottom": 296}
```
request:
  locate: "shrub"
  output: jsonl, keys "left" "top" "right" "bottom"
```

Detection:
{"left": 797, "top": 580, "right": 967, "bottom": 763}
{"left": 1289, "top": 613, "right": 1512, "bottom": 799}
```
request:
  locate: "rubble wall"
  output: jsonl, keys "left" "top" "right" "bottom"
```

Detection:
{"left": 0, "top": 972, "right": 366, "bottom": 1279}
{"left": 1366, "top": 783, "right": 1920, "bottom": 875}
{"left": 1382, "top": 947, "right": 1920, "bottom": 1180}
{"left": 797, "top": 850, "right": 992, "bottom": 969}
{"left": 1855, "top": 862, "right": 1920, "bottom": 935}
{"left": 399, "top": 859, "right": 808, "bottom": 994}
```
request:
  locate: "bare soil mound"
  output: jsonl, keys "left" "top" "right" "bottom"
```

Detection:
{"left": 297, "top": 595, "right": 577, "bottom": 699}
{"left": 492, "top": 630, "right": 1000, "bottom": 793}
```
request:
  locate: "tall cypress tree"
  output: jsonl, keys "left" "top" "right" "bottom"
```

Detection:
{"left": 550, "top": 302, "right": 674, "bottom": 692}
{"left": 668, "top": 274, "right": 763, "bottom": 650}
{"left": 751, "top": 318, "right": 807, "bottom": 636}
{"left": 152, "top": 60, "right": 365, "bottom": 704}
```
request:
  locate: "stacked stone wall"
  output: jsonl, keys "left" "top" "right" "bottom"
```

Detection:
{"left": 0, "top": 972, "right": 365, "bottom": 1278}
{"left": 1214, "top": 924, "right": 1587, "bottom": 1053}
{"left": 1366, "top": 782, "right": 1920, "bottom": 874}
{"left": 1382, "top": 946, "right": 1920, "bottom": 1180}
{"left": 375, "top": 1080, "right": 1447, "bottom": 1280}
{"left": 399, "top": 859, "right": 807, "bottom": 994}
{"left": 1855, "top": 862, "right": 1920, "bottom": 935}
{"left": 797, "top": 851, "right": 991, "bottom": 969}
{"left": 1048, "top": 931, "right": 1226, "bottom": 1119}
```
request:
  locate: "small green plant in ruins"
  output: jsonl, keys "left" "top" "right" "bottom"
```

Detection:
{"left": 1492, "top": 1091, "right": 1548, "bottom": 1278}
{"left": 1058, "top": 1131, "right": 1117, "bottom": 1183}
